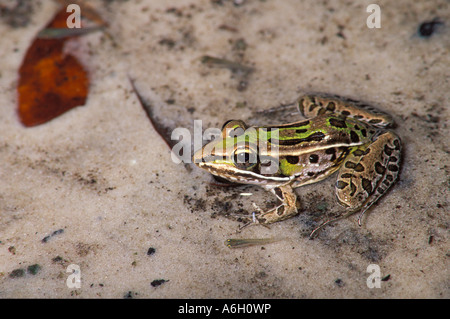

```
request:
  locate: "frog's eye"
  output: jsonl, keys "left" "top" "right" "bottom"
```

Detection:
{"left": 222, "top": 120, "right": 248, "bottom": 138}
{"left": 233, "top": 149, "right": 258, "bottom": 170}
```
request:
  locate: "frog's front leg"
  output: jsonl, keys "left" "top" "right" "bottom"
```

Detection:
{"left": 334, "top": 130, "right": 402, "bottom": 224}
{"left": 256, "top": 185, "right": 299, "bottom": 224}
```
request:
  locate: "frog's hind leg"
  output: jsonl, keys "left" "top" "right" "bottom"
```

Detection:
{"left": 297, "top": 93, "right": 394, "bottom": 128}
{"left": 334, "top": 130, "right": 402, "bottom": 225}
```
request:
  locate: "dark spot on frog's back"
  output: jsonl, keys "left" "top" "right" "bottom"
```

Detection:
{"left": 309, "top": 103, "right": 318, "bottom": 112}
{"left": 329, "top": 117, "right": 347, "bottom": 129}
{"left": 326, "top": 102, "right": 336, "bottom": 112}
{"left": 350, "top": 131, "right": 360, "bottom": 143}
{"left": 297, "top": 119, "right": 310, "bottom": 127}
{"left": 304, "top": 131, "right": 326, "bottom": 141}
{"left": 286, "top": 156, "right": 300, "bottom": 164}
{"left": 360, "top": 129, "right": 367, "bottom": 137}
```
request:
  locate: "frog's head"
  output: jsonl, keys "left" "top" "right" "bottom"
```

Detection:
{"left": 193, "top": 120, "right": 258, "bottom": 182}
{"left": 193, "top": 120, "right": 288, "bottom": 186}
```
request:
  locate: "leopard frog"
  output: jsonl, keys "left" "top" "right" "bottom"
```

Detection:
{"left": 193, "top": 93, "right": 402, "bottom": 233}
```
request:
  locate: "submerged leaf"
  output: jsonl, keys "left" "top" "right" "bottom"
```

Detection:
{"left": 17, "top": 8, "right": 94, "bottom": 127}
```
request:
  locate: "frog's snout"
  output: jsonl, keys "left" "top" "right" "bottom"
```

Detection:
{"left": 192, "top": 147, "right": 205, "bottom": 166}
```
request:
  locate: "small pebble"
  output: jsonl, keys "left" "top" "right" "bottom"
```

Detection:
{"left": 27, "top": 264, "right": 41, "bottom": 275}
{"left": 418, "top": 19, "right": 444, "bottom": 37}
{"left": 151, "top": 279, "right": 168, "bottom": 287}
{"left": 147, "top": 247, "right": 156, "bottom": 256}
{"left": 9, "top": 268, "right": 25, "bottom": 278}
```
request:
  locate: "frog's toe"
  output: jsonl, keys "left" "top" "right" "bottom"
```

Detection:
{"left": 237, "top": 213, "right": 270, "bottom": 232}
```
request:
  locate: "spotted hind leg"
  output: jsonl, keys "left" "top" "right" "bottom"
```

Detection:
{"left": 297, "top": 93, "right": 394, "bottom": 128}
{"left": 334, "top": 130, "right": 402, "bottom": 224}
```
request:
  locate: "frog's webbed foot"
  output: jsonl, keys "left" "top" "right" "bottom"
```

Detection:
{"left": 237, "top": 186, "right": 299, "bottom": 232}
{"left": 237, "top": 206, "right": 270, "bottom": 233}
{"left": 309, "top": 208, "right": 361, "bottom": 238}
{"left": 256, "top": 186, "right": 299, "bottom": 225}
{"left": 356, "top": 206, "right": 371, "bottom": 227}
{"left": 309, "top": 216, "right": 344, "bottom": 239}
{"left": 238, "top": 219, "right": 270, "bottom": 232}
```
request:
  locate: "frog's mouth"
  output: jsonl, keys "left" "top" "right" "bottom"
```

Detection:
{"left": 193, "top": 146, "right": 291, "bottom": 186}
{"left": 197, "top": 161, "right": 291, "bottom": 186}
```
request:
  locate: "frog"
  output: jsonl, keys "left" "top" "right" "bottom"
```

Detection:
{"left": 193, "top": 93, "right": 402, "bottom": 235}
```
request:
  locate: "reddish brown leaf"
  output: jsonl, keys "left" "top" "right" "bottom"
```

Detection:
{"left": 17, "top": 8, "right": 89, "bottom": 127}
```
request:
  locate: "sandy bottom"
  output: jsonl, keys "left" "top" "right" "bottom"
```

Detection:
{"left": 0, "top": 0, "right": 448, "bottom": 298}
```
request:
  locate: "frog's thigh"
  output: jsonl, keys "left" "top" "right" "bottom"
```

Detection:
{"left": 258, "top": 185, "right": 298, "bottom": 224}
{"left": 297, "top": 93, "right": 394, "bottom": 127}
{"left": 335, "top": 131, "right": 401, "bottom": 212}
